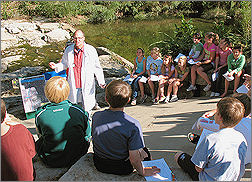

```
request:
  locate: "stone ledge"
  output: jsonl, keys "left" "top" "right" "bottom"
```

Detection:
{"left": 59, "top": 153, "right": 145, "bottom": 181}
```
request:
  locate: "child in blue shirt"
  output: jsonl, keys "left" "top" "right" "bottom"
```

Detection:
{"left": 175, "top": 97, "right": 247, "bottom": 181}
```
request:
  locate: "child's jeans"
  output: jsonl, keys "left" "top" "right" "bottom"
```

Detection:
{"left": 126, "top": 75, "right": 143, "bottom": 99}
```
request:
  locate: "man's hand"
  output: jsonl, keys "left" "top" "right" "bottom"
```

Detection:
{"left": 49, "top": 62, "right": 56, "bottom": 69}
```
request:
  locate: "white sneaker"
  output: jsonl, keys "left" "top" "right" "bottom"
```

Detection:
{"left": 210, "top": 92, "right": 215, "bottom": 97}
{"left": 159, "top": 96, "right": 166, "bottom": 102}
{"left": 186, "top": 85, "right": 197, "bottom": 91}
{"left": 214, "top": 93, "right": 220, "bottom": 97}
{"left": 131, "top": 98, "right": 137, "bottom": 106}
{"left": 203, "top": 84, "right": 211, "bottom": 92}
{"left": 170, "top": 95, "right": 178, "bottom": 102}
{"left": 164, "top": 96, "right": 170, "bottom": 103}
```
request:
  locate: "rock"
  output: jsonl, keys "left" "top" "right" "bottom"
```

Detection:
{"left": 99, "top": 55, "right": 129, "bottom": 77}
{"left": 61, "top": 23, "right": 76, "bottom": 34}
{"left": 1, "top": 27, "right": 19, "bottom": 50}
{"left": 17, "top": 31, "right": 48, "bottom": 47}
{"left": 1, "top": 66, "right": 45, "bottom": 82}
{"left": 33, "top": 155, "right": 69, "bottom": 181}
{"left": 36, "top": 23, "right": 61, "bottom": 33}
{"left": 1, "top": 55, "right": 23, "bottom": 72}
{"left": 45, "top": 29, "right": 71, "bottom": 42}
{"left": 59, "top": 153, "right": 145, "bottom": 181}
{"left": 97, "top": 47, "right": 134, "bottom": 69}
{"left": 4, "top": 24, "right": 21, "bottom": 34}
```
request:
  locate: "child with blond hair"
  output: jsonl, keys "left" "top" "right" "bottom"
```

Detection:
{"left": 166, "top": 56, "right": 190, "bottom": 102}
{"left": 35, "top": 76, "right": 91, "bottom": 167}
{"left": 138, "top": 47, "right": 163, "bottom": 104}
{"left": 154, "top": 55, "right": 175, "bottom": 104}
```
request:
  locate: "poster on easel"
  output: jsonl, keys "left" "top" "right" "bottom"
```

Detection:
{"left": 19, "top": 75, "right": 48, "bottom": 118}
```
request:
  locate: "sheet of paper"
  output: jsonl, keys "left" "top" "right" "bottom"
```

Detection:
{"left": 188, "top": 59, "right": 199, "bottom": 65}
{"left": 150, "top": 75, "right": 159, "bottom": 81}
{"left": 236, "top": 84, "right": 249, "bottom": 93}
{"left": 212, "top": 72, "right": 218, "bottom": 82}
{"left": 123, "top": 75, "right": 134, "bottom": 82}
{"left": 174, "top": 53, "right": 185, "bottom": 62}
{"left": 223, "top": 71, "right": 234, "bottom": 81}
{"left": 142, "top": 158, "right": 175, "bottom": 181}
{"left": 139, "top": 76, "right": 147, "bottom": 83}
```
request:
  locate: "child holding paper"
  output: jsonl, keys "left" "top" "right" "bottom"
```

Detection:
{"left": 126, "top": 48, "right": 146, "bottom": 106}
{"left": 165, "top": 56, "right": 189, "bottom": 102}
{"left": 221, "top": 45, "right": 246, "bottom": 97}
{"left": 210, "top": 38, "right": 232, "bottom": 97}
{"left": 154, "top": 55, "right": 175, "bottom": 104}
{"left": 187, "top": 32, "right": 219, "bottom": 92}
{"left": 92, "top": 80, "right": 160, "bottom": 176}
{"left": 187, "top": 33, "right": 204, "bottom": 64}
{"left": 175, "top": 97, "right": 247, "bottom": 181}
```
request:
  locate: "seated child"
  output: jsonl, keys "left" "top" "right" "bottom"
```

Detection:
{"left": 138, "top": 47, "right": 163, "bottom": 104}
{"left": 1, "top": 99, "right": 36, "bottom": 181}
{"left": 166, "top": 56, "right": 189, "bottom": 102}
{"left": 221, "top": 44, "right": 246, "bottom": 97}
{"left": 35, "top": 76, "right": 91, "bottom": 168}
{"left": 187, "top": 32, "right": 219, "bottom": 92}
{"left": 92, "top": 80, "right": 160, "bottom": 176}
{"left": 128, "top": 48, "right": 147, "bottom": 106}
{"left": 187, "top": 33, "right": 204, "bottom": 62}
{"left": 210, "top": 38, "right": 232, "bottom": 97}
{"left": 175, "top": 97, "right": 247, "bottom": 181}
{"left": 154, "top": 55, "right": 175, "bottom": 104}
{"left": 189, "top": 93, "right": 251, "bottom": 165}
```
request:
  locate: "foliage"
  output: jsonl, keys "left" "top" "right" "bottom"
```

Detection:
{"left": 150, "top": 15, "right": 197, "bottom": 58}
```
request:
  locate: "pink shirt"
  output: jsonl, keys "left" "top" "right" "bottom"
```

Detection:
{"left": 216, "top": 46, "right": 232, "bottom": 66}
{"left": 203, "top": 43, "right": 217, "bottom": 63}
{"left": 74, "top": 46, "right": 84, "bottom": 88}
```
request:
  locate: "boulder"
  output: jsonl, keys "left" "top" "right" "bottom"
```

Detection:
{"left": 97, "top": 47, "right": 134, "bottom": 70}
{"left": 16, "top": 31, "right": 48, "bottom": 47}
{"left": 33, "top": 155, "right": 69, "bottom": 181}
{"left": 45, "top": 29, "right": 71, "bottom": 42}
{"left": 36, "top": 23, "right": 61, "bottom": 33}
{"left": 1, "top": 55, "right": 23, "bottom": 72}
{"left": 59, "top": 153, "right": 145, "bottom": 181}
{"left": 99, "top": 55, "right": 129, "bottom": 77}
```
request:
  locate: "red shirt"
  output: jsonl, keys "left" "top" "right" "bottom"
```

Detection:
{"left": 74, "top": 46, "right": 84, "bottom": 88}
{"left": 1, "top": 124, "right": 36, "bottom": 181}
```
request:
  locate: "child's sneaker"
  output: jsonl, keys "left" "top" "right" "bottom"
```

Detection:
{"left": 170, "top": 95, "right": 178, "bottom": 102}
{"left": 131, "top": 98, "right": 137, "bottom": 106}
{"left": 164, "top": 96, "right": 170, "bottom": 103}
{"left": 151, "top": 95, "right": 156, "bottom": 103}
{"left": 210, "top": 92, "right": 215, "bottom": 97}
{"left": 203, "top": 84, "right": 211, "bottom": 92}
{"left": 153, "top": 99, "right": 159, "bottom": 105}
{"left": 159, "top": 96, "right": 166, "bottom": 102}
{"left": 186, "top": 84, "right": 197, "bottom": 91}
{"left": 214, "top": 92, "right": 220, "bottom": 97}
{"left": 139, "top": 95, "right": 147, "bottom": 104}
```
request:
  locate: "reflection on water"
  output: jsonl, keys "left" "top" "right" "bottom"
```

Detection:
{"left": 77, "top": 17, "right": 213, "bottom": 62}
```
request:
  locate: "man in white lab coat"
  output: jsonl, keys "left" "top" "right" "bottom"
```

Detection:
{"left": 49, "top": 30, "right": 105, "bottom": 113}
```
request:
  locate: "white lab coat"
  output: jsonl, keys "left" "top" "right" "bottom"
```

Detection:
{"left": 55, "top": 43, "right": 105, "bottom": 112}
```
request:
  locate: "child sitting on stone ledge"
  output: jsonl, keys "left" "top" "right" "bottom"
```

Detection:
{"left": 92, "top": 80, "right": 160, "bottom": 176}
